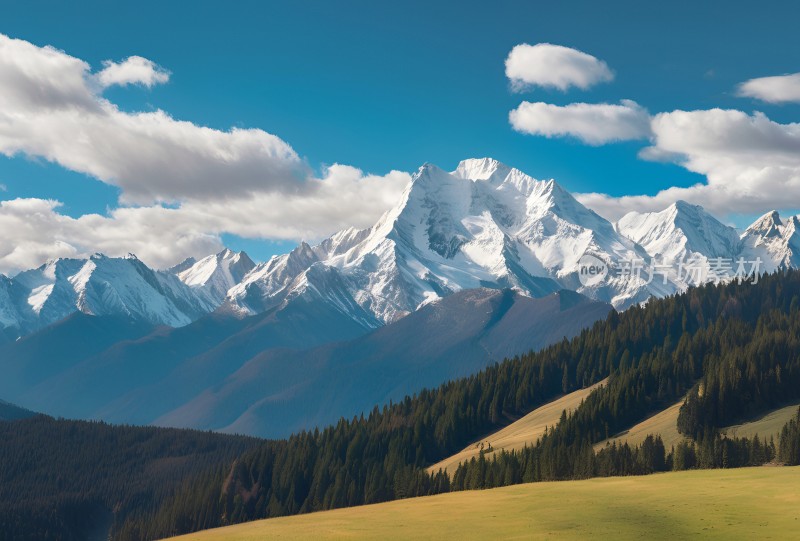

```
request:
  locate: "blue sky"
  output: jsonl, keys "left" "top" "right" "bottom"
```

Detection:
{"left": 0, "top": 0, "right": 799, "bottom": 266}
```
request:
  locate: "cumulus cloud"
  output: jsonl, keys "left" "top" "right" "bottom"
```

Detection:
{"left": 577, "top": 109, "right": 800, "bottom": 220}
{"left": 0, "top": 34, "right": 412, "bottom": 273}
{"left": 0, "top": 33, "right": 307, "bottom": 205}
{"left": 737, "top": 73, "right": 800, "bottom": 104}
{"left": 509, "top": 100, "right": 651, "bottom": 145}
{"left": 505, "top": 43, "right": 613, "bottom": 92}
{"left": 96, "top": 56, "right": 171, "bottom": 88}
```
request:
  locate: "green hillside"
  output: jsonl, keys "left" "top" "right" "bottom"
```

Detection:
{"left": 166, "top": 466, "right": 800, "bottom": 541}
{"left": 722, "top": 403, "right": 800, "bottom": 441}
{"left": 429, "top": 379, "right": 607, "bottom": 476}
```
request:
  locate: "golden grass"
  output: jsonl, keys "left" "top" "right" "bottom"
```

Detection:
{"left": 428, "top": 379, "right": 607, "bottom": 476}
{"left": 165, "top": 466, "right": 800, "bottom": 541}
{"left": 594, "top": 396, "right": 687, "bottom": 452}
{"left": 721, "top": 403, "right": 800, "bottom": 442}
{"left": 595, "top": 399, "right": 800, "bottom": 453}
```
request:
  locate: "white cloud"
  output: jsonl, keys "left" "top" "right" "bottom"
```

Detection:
{"left": 0, "top": 33, "right": 307, "bottom": 205}
{"left": 577, "top": 109, "right": 800, "bottom": 220}
{"left": 0, "top": 164, "right": 411, "bottom": 275}
{"left": 0, "top": 34, "right": 412, "bottom": 273}
{"left": 737, "top": 73, "right": 800, "bottom": 104}
{"left": 509, "top": 100, "right": 651, "bottom": 145}
{"left": 505, "top": 43, "right": 613, "bottom": 92}
{"left": 0, "top": 198, "right": 222, "bottom": 274}
{"left": 96, "top": 56, "right": 170, "bottom": 88}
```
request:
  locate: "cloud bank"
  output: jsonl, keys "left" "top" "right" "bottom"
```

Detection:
{"left": 0, "top": 34, "right": 410, "bottom": 274}
{"left": 577, "top": 109, "right": 800, "bottom": 220}
{"left": 0, "top": 165, "right": 410, "bottom": 275}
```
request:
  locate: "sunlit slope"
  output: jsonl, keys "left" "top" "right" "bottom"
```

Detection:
{"left": 721, "top": 403, "right": 800, "bottom": 441}
{"left": 595, "top": 397, "right": 686, "bottom": 452}
{"left": 595, "top": 399, "right": 800, "bottom": 452}
{"left": 428, "top": 379, "right": 606, "bottom": 476}
{"left": 166, "top": 466, "right": 800, "bottom": 541}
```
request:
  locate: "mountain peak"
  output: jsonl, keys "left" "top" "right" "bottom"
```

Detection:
{"left": 410, "top": 162, "right": 452, "bottom": 187}
{"left": 542, "top": 177, "right": 570, "bottom": 198}
{"left": 216, "top": 248, "right": 253, "bottom": 267}
{"left": 746, "top": 210, "right": 783, "bottom": 237}
{"left": 177, "top": 249, "right": 256, "bottom": 305}
{"left": 289, "top": 241, "right": 316, "bottom": 262}
{"left": 740, "top": 211, "right": 800, "bottom": 272}
{"left": 166, "top": 256, "right": 197, "bottom": 275}
{"left": 616, "top": 201, "right": 740, "bottom": 263}
{"left": 670, "top": 200, "right": 702, "bottom": 214}
{"left": 453, "top": 157, "right": 512, "bottom": 181}
{"left": 233, "top": 250, "right": 254, "bottom": 267}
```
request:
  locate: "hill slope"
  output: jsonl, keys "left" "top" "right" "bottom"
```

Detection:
{"left": 429, "top": 379, "right": 606, "bottom": 475}
{"left": 0, "top": 313, "right": 155, "bottom": 400}
{"left": 1, "top": 287, "right": 608, "bottom": 438}
{"left": 594, "top": 399, "right": 800, "bottom": 453}
{"left": 0, "top": 400, "right": 34, "bottom": 421}
{"left": 165, "top": 466, "right": 800, "bottom": 541}
{"left": 721, "top": 403, "right": 800, "bottom": 441}
{"left": 0, "top": 415, "right": 260, "bottom": 541}
{"left": 6, "top": 293, "right": 374, "bottom": 425}
{"left": 157, "top": 289, "right": 611, "bottom": 438}
{"left": 594, "top": 396, "right": 687, "bottom": 452}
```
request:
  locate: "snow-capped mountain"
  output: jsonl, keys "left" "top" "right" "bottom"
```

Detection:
{"left": 176, "top": 249, "right": 256, "bottom": 305}
{"left": 615, "top": 201, "right": 742, "bottom": 285}
{"left": 740, "top": 211, "right": 800, "bottom": 272}
{"left": 617, "top": 201, "right": 741, "bottom": 261}
{"left": 1, "top": 254, "right": 217, "bottom": 338}
{"left": 3, "top": 158, "right": 800, "bottom": 342}
{"left": 226, "top": 158, "right": 674, "bottom": 320}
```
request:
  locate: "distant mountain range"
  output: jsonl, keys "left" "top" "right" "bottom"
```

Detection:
{"left": 0, "top": 288, "right": 610, "bottom": 438}
{"left": 0, "top": 253, "right": 214, "bottom": 342}
{"left": 1, "top": 158, "right": 795, "bottom": 343}
{"left": 2, "top": 157, "right": 799, "bottom": 436}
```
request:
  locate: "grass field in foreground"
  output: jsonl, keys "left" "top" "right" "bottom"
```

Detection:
{"left": 166, "top": 466, "right": 800, "bottom": 541}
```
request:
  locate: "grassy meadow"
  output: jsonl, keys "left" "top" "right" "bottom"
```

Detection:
{"left": 166, "top": 466, "right": 800, "bottom": 541}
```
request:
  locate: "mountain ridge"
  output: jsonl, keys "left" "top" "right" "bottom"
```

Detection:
{"left": 1, "top": 158, "right": 799, "bottom": 341}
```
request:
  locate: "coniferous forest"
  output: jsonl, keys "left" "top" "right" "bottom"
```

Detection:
{"left": 0, "top": 417, "right": 259, "bottom": 541}
{"left": 3, "top": 271, "right": 800, "bottom": 540}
